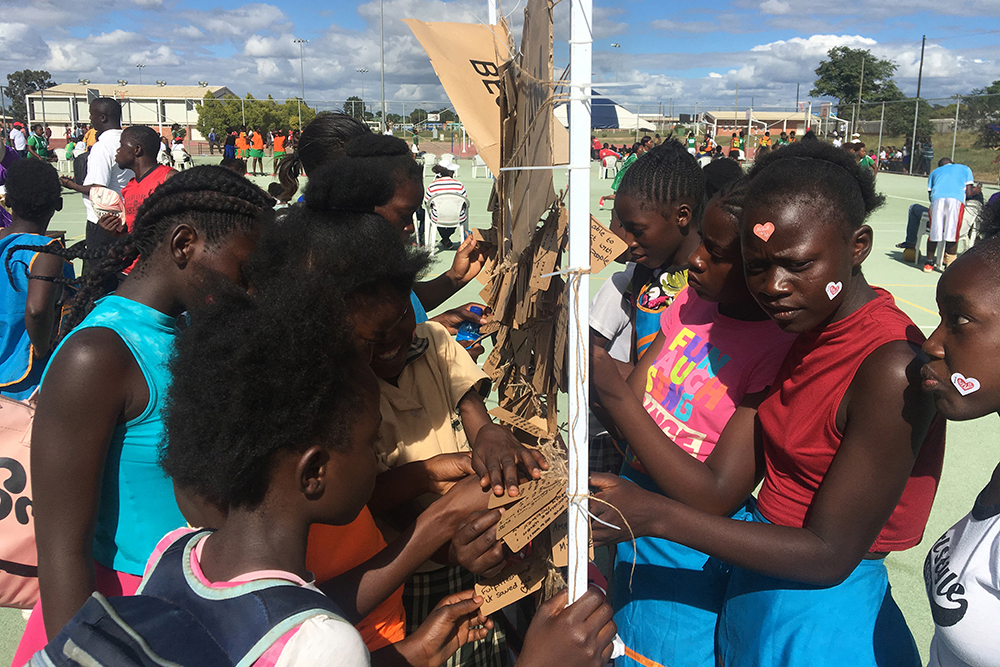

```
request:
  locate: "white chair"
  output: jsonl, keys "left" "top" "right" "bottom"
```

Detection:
{"left": 472, "top": 154, "right": 492, "bottom": 178}
{"left": 56, "top": 158, "right": 72, "bottom": 177}
{"left": 423, "top": 192, "right": 470, "bottom": 250}
{"left": 600, "top": 156, "right": 618, "bottom": 179}
{"left": 422, "top": 153, "right": 438, "bottom": 178}
{"left": 913, "top": 211, "right": 971, "bottom": 266}
{"left": 171, "top": 148, "right": 192, "bottom": 171}
{"left": 439, "top": 153, "right": 455, "bottom": 163}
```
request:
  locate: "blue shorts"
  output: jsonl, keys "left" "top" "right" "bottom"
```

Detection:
{"left": 613, "top": 464, "right": 750, "bottom": 667}
{"left": 717, "top": 500, "right": 920, "bottom": 667}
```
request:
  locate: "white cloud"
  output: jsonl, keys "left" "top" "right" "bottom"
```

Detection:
{"left": 759, "top": 0, "right": 791, "bottom": 15}
{"left": 188, "top": 3, "right": 291, "bottom": 38}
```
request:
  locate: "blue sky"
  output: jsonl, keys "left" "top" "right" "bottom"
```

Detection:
{"left": 2, "top": 0, "right": 999, "bottom": 116}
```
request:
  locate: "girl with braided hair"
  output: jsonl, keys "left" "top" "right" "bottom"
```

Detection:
{"left": 12, "top": 165, "right": 273, "bottom": 666}
{"left": 591, "top": 139, "right": 946, "bottom": 667}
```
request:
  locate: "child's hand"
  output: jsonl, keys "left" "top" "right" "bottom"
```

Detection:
{"left": 517, "top": 588, "right": 616, "bottom": 667}
{"left": 429, "top": 302, "right": 490, "bottom": 336}
{"left": 451, "top": 508, "right": 508, "bottom": 577}
{"left": 472, "top": 423, "right": 548, "bottom": 497}
{"left": 395, "top": 590, "right": 492, "bottom": 667}
{"left": 422, "top": 453, "right": 476, "bottom": 495}
{"left": 588, "top": 472, "right": 653, "bottom": 546}
{"left": 96, "top": 212, "right": 127, "bottom": 236}
{"left": 445, "top": 234, "right": 489, "bottom": 287}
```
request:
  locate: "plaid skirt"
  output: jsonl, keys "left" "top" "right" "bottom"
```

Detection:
{"left": 403, "top": 565, "right": 509, "bottom": 667}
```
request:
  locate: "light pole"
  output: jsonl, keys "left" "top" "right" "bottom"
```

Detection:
{"left": 356, "top": 68, "right": 368, "bottom": 119}
{"left": 294, "top": 38, "right": 308, "bottom": 130}
{"left": 611, "top": 43, "right": 621, "bottom": 83}
{"left": 136, "top": 63, "right": 145, "bottom": 85}
{"left": 118, "top": 80, "right": 130, "bottom": 125}
{"left": 379, "top": 0, "right": 386, "bottom": 131}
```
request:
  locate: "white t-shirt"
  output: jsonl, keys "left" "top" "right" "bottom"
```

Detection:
{"left": 9, "top": 129, "right": 26, "bottom": 151}
{"left": 590, "top": 262, "right": 635, "bottom": 364}
{"left": 271, "top": 614, "right": 371, "bottom": 667}
{"left": 924, "top": 489, "right": 1000, "bottom": 667}
{"left": 83, "top": 129, "right": 134, "bottom": 222}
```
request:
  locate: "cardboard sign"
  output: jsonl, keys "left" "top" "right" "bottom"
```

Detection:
{"left": 489, "top": 407, "right": 550, "bottom": 440}
{"left": 403, "top": 19, "right": 512, "bottom": 176}
{"left": 495, "top": 475, "right": 563, "bottom": 539}
{"left": 474, "top": 551, "right": 548, "bottom": 616}
{"left": 590, "top": 215, "right": 628, "bottom": 274}
{"left": 488, "top": 476, "right": 555, "bottom": 509}
{"left": 502, "top": 487, "right": 567, "bottom": 552}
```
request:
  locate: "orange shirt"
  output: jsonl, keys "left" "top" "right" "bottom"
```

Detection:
{"left": 272, "top": 135, "right": 285, "bottom": 152}
{"left": 306, "top": 508, "right": 406, "bottom": 650}
{"left": 235, "top": 136, "right": 247, "bottom": 150}
{"left": 251, "top": 133, "right": 264, "bottom": 150}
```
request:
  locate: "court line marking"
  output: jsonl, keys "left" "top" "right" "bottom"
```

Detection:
{"left": 891, "top": 294, "right": 938, "bottom": 317}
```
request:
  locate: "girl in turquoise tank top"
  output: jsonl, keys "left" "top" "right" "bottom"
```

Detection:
{"left": 13, "top": 166, "right": 273, "bottom": 662}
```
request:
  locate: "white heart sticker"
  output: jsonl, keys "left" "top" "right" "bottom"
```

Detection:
{"left": 825, "top": 282, "right": 843, "bottom": 300}
{"left": 951, "top": 373, "right": 981, "bottom": 396}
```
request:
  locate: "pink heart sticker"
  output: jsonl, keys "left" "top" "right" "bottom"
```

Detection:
{"left": 951, "top": 373, "right": 981, "bottom": 396}
{"left": 825, "top": 281, "right": 843, "bottom": 300}
{"left": 753, "top": 222, "right": 775, "bottom": 242}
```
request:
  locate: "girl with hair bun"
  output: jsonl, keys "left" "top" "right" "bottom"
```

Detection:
{"left": 591, "top": 140, "right": 946, "bottom": 667}
{"left": 12, "top": 166, "right": 273, "bottom": 666}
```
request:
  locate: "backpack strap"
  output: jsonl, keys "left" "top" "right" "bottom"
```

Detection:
{"left": 138, "top": 530, "right": 349, "bottom": 666}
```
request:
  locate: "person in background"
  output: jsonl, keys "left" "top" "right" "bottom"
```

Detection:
{"left": 207, "top": 128, "right": 219, "bottom": 155}
{"left": 267, "top": 181, "right": 289, "bottom": 209}
{"left": 425, "top": 159, "right": 468, "bottom": 251}
{"left": 25, "top": 125, "right": 52, "bottom": 161}
{"left": 224, "top": 128, "right": 237, "bottom": 160}
{"left": 599, "top": 143, "right": 622, "bottom": 162}
{"left": 924, "top": 157, "right": 976, "bottom": 273}
{"left": 270, "top": 129, "right": 286, "bottom": 177}
{"left": 10, "top": 122, "right": 28, "bottom": 157}
{"left": 0, "top": 160, "right": 75, "bottom": 400}
{"left": 58, "top": 98, "right": 135, "bottom": 267}
{"left": 248, "top": 127, "right": 265, "bottom": 176}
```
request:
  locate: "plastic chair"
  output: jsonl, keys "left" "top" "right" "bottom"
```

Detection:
{"left": 423, "top": 192, "right": 470, "bottom": 250}
{"left": 600, "top": 156, "right": 618, "bottom": 179}
{"left": 472, "top": 155, "right": 491, "bottom": 178}
{"left": 913, "top": 211, "right": 971, "bottom": 265}
{"left": 422, "top": 153, "right": 438, "bottom": 178}
{"left": 439, "top": 153, "right": 455, "bottom": 163}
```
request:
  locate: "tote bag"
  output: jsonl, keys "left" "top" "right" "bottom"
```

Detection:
{"left": 0, "top": 392, "right": 38, "bottom": 608}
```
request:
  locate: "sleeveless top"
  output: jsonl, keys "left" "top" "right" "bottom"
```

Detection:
{"left": 42, "top": 295, "right": 186, "bottom": 575}
{"left": 756, "top": 288, "right": 945, "bottom": 552}
{"left": 0, "top": 234, "right": 74, "bottom": 398}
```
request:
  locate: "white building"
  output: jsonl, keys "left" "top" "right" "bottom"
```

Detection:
{"left": 26, "top": 83, "right": 234, "bottom": 143}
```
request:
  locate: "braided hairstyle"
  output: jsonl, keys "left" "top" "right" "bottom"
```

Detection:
{"left": 276, "top": 112, "right": 371, "bottom": 201}
{"left": 707, "top": 177, "right": 747, "bottom": 229}
{"left": 24, "top": 165, "right": 272, "bottom": 333}
{"left": 616, "top": 137, "right": 706, "bottom": 223}
{"left": 743, "top": 139, "right": 883, "bottom": 239}
{"left": 302, "top": 134, "right": 422, "bottom": 214}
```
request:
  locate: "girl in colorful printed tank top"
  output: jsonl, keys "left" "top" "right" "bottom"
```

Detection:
{"left": 13, "top": 166, "right": 273, "bottom": 665}
{"left": 592, "top": 179, "right": 797, "bottom": 667}
{"left": 591, "top": 140, "right": 945, "bottom": 667}
{"left": 920, "top": 197, "right": 1000, "bottom": 667}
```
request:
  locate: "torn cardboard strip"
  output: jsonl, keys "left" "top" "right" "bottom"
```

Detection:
{"left": 475, "top": 550, "right": 549, "bottom": 616}
{"left": 489, "top": 406, "right": 551, "bottom": 440}
{"left": 502, "top": 486, "right": 567, "bottom": 553}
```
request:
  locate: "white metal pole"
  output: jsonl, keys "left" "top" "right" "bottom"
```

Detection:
{"left": 951, "top": 95, "right": 960, "bottom": 161}
{"left": 487, "top": 0, "right": 497, "bottom": 24}
{"left": 567, "top": 0, "right": 592, "bottom": 604}
{"left": 380, "top": 0, "right": 387, "bottom": 130}
{"left": 877, "top": 101, "right": 885, "bottom": 166}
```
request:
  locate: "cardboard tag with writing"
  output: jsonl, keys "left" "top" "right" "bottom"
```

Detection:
{"left": 590, "top": 215, "right": 628, "bottom": 274}
{"left": 502, "top": 487, "right": 568, "bottom": 553}
{"left": 495, "top": 475, "right": 563, "bottom": 539}
{"left": 488, "top": 476, "right": 553, "bottom": 509}
{"left": 474, "top": 550, "right": 548, "bottom": 616}
{"left": 489, "top": 407, "right": 550, "bottom": 440}
{"left": 549, "top": 512, "right": 594, "bottom": 568}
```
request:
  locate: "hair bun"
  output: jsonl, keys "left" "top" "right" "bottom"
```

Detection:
{"left": 344, "top": 133, "right": 410, "bottom": 158}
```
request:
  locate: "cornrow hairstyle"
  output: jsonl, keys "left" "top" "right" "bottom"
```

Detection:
{"left": 707, "top": 177, "right": 747, "bottom": 229}
{"left": 121, "top": 125, "right": 161, "bottom": 158}
{"left": 4, "top": 159, "right": 61, "bottom": 225}
{"left": 616, "top": 137, "right": 706, "bottom": 223}
{"left": 743, "top": 139, "right": 884, "bottom": 239}
{"left": 163, "top": 275, "right": 366, "bottom": 510}
{"left": 24, "top": 165, "right": 272, "bottom": 333}
{"left": 302, "top": 134, "right": 422, "bottom": 213}
{"left": 276, "top": 112, "right": 370, "bottom": 202}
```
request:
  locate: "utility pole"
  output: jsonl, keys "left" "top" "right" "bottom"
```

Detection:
{"left": 379, "top": 0, "right": 387, "bottom": 131}
{"left": 357, "top": 68, "right": 368, "bottom": 119}
{"left": 136, "top": 64, "right": 145, "bottom": 85}
{"left": 855, "top": 55, "right": 864, "bottom": 137}
{"left": 295, "top": 38, "right": 308, "bottom": 130}
{"left": 909, "top": 35, "right": 926, "bottom": 175}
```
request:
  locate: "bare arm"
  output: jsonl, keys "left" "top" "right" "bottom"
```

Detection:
{"left": 24, "top": 253, "right": 65, "bottom": 358}
{"left": 59, "top": 177, "right": 95, "bottom": 197}
{"left": 592, "top": 341, "right": 934, "bottom": 585}
{"left": 416, "top": 236, "right": 487, "bottom": 312}
{"left": 32, "top": 330, "right": 140, "bottom": 637}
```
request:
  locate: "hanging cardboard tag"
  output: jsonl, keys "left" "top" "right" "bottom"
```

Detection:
{"left": 488, "top": 476, "right": 556, "bottom": 509}
{"left": 495, "top": 475, "right": 563, "bottom": 539}
{"left": 549, "top": 512, "right": 595, "bottom": 568}
{"left": 590, "top": 215, "right": 628, "bottom": 274}
{"left": 474, "top": 550, "right": 548, "bottom": 616}
{"left": 502, "top": 487, "right": 568, "bottom": 553}
{"left": 489, "top": 406, "right": 550, "bottom": 440}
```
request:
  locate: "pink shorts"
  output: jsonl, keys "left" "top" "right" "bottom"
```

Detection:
{"left": 11, "top": 562, "right": 142, "bottom": 666}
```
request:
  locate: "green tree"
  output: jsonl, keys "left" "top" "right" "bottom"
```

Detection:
{"left": 344, "top": 96, "right": 366, "bottom": 121}
{"left": 960, "top": 80, "right": 1000, "bottom": 148}
{"left": 811, "top": 47, "right": 900, "bottom": 117}
{"left": 881, "top": 98, "right": 934, "bottom": 138}
{"left": 434, "top": 108, "right": 457, "bottom": 123}
{"left": 2, "top": 69, "right": 56, "bottom": 123}
{"left": 196, "top": 93, "right": 315, "bottom": 136}
{"left": 410, "top": 108, "right": 428, "bottom": 124}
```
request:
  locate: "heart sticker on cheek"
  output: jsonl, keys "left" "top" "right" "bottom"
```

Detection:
{"left": 753, "top": 222, "right": 775, "bottom": 242}
{"left": 825, "top": 281, "right": 843, "bottom": 300}
{"left": 951, "top": 373, "right": 981, "bottom": 396}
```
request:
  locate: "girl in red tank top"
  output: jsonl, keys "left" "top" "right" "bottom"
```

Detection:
{"left": 591, "top": 140, "right": 944, "bottom": 667}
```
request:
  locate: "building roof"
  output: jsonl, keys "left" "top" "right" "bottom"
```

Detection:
{"left": 27, "top": 83, "right": 234, "bottom": 99}
{"left": 703, "top": 110, "right": 820, "bottom": 122}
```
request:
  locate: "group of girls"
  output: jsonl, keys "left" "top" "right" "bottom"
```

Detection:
{"left": 10, "top": 115, "right": 615, "bottom": 667}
